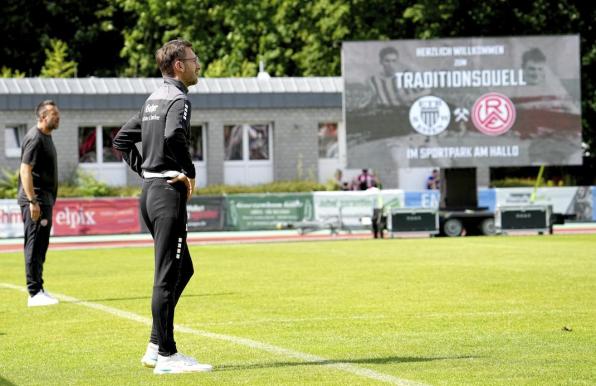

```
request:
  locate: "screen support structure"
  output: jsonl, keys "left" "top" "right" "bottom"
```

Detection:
{"left": 439, "top": 168, "right": 478, "bottom": 210}
{"left": 438, "top": 168, "right": 495, "bottom": 236}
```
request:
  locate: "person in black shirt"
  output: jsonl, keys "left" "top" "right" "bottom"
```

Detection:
{"left": 18, "top": 100, "right": 60, "bottom": 307}
{"left": 113, "top": 39, "right": 212, "bottom": 374}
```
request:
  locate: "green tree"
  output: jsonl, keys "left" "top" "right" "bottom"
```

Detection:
{"left": 115, "top": 0, "right": 225, "bottom": 76}
{"left": 0, "top": 0, "right": 127, "bottom": 77}
{"left": 0, "top": 67, "right": 25, "bottom": 78}
{"left": 40, "top": 39, "right": 78, "bottom": 77}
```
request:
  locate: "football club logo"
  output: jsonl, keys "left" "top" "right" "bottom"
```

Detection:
{"left": 409, "top": 96, "right": 451, "bottom": 136}
{"left": 471, "top": 92, "right": 516, "bottom": 136}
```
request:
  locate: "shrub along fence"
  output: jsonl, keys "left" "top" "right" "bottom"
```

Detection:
{"left": 1, "top": 187, "right": 594, "bottom": 238}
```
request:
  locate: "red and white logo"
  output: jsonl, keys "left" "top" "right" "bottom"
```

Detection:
{"left": 471, "top": 92, "right": 516, "bottom": 136}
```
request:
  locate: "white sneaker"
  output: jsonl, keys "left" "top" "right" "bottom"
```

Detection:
{"left": 153, "top": 353, "right": 213, "bottom": 374}
{"left": 43, "top": 290, "right": 59, "bottom": 302}
{"left": 178, "top": 353, "right": 199, "bottom": 365}
{"left": 28, "top": 290, "right": 59, "bottom": 307}
{"left": 141, "top": 342, "right": 159, "bottom": 368}
{"left": 141, "top": 344, "right": 198, "bottom": 368}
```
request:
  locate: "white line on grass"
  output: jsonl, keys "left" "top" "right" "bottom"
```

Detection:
{"left": 1, "top": 282, "right": 426, "bottom": 386}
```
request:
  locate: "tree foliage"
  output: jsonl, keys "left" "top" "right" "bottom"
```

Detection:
{"left": 0, "top": 67, "right": 25, "bottom": 78}
{"left": 114, "top": 0, "right": 416, "bottom": 77}
{"left": 0, "top": 0, "right": 127, "bottom": 76}
{"left": 40, "top": 39, "right": 78, "bottom": 78}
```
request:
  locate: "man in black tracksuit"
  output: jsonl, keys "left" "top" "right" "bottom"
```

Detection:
{"left": 113, "top": 39, "right": 211, "bottom": 374}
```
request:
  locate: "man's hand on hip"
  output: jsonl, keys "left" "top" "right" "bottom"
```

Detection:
{"left": 167, "top": 174, "right": 194, "bottom": 201}
{"left": 189, "top": 178, "right": 195, "bottom": 201}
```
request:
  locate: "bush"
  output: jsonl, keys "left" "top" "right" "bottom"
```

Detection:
{"left": 0, "top": 168, "right": 142, "bottom": 199}
{"left": 491, "top": 178, "right": 540, "bottom": 187}
{"left": 58, "top": 185, "right": 142, "bottom": 197}
{"left": 0, "top": 168, "right": 329, "bottom": 199}
{"left": 59, "top": 170, "right": 142, "bottom": 197}
{"left": 0, "top": 169, "right": 19, "bottom": 198}
{"left": 196, "top": 180, "right": 329, "bottom": 195}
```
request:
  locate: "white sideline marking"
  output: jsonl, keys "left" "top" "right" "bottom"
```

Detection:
{"left": 1, "top": 283, "right": 426, "bottom": 386}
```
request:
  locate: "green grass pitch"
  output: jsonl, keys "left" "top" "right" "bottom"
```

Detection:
{"left": 1, "top": 235, "right": 595, "bottom": 385}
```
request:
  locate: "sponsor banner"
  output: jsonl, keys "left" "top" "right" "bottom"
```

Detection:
{"left": 225, "top": 193, "right": 314, "bottom": 230}
{"left": 187, "top": 196, "right": 225, "bottom": 232}
{"left": 53, "top": 198, "right": 140, "bottom": 236}
{"left": 0, "top": 199, "right": 23, "bottom": 238}
{"left": 496, "top": 187, "right": 593, "bottom": 221}
{"left": 343, "top": 36, "right": 582, "bottom": 170}
{"left": 478, "top": 188, "right": 497, "bottom": 212}
{"left": 312, "top": 190, "right": 404, "bottom": 227}
{"left": 404, "top": 190, "right": 440, "bottom": 209}
{"left": 403, "top": 188, "right": 496, "bottom": 211}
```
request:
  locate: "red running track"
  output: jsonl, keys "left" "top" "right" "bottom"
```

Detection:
{"left": 0, "top": 232, "right": 373, "bottom": 254}
{"left": 1, "top": 226, "right": 594, "bottom": 254}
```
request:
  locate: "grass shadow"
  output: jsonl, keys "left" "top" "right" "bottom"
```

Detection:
{"left": 216, "top": 355, "right": 476, "bottom": 372}
{"left": 0, "top": 376, "right": 17, "bottom": 386}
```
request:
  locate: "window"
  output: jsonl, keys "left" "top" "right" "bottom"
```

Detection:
{"left": 248, "top": 125, "right": 269, "bottom": 160}
{"left": 224, "top": 124, "right": 271, "bottom": 161}
{"left": 224, "top": 125, "right": 243, "bottom": 160}
{"left": 102, "top": 126, "right": 123, "bottom": 162}
{"left": 318, "top": 122, "right": 338, "bottom": 159}
{"left": 79, "top": 126, "right": 97, "bottom": 163}
{"left": 78, "top": 126, "right": 123, "bottom": 164}
{"left": 190, "top": 125, "right": 204, "bottom": 161}
{"left": 4, "top": 124, "right": 28, "bottom": 158}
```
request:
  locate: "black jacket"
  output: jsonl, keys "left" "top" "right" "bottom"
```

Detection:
{"left": 113, "top": 77, "right": 196, "bottom": 178}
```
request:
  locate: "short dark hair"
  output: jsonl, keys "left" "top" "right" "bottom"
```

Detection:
{"left": 155, "top": 39, "right": 193, "bottom": 76}
{"left": 522, "top": 48, "right": 546, "bottom": 67}
{"left": 36, "top": 100, "right": 57, "bottom": 119}
{"left": 379, "top": 46, "right": 399, "bottom": 61}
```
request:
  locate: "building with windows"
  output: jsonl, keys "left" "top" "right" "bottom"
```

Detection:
{"left": 0, "top": 77, "right": 356, "bottom": 188}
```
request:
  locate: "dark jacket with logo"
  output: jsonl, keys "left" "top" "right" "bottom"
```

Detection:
{"left": 113, "top": 77, "right": 196, "bottom": 178}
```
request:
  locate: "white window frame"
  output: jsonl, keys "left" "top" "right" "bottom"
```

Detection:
{"left": 191, "top": 124, "right": 208, "bottom": 187}
{"left": 317, "top": 122, "right": 340, "bottom": 160}
{"left": 223, "top": 123, "right": 273, "bottom": 185}
{"left": 318, "top": 121, "right": 346, "bottom": 183}
{"left": 79, "top": 125, "right": 125, "bottom": 165}
{"left": 4, "top": 124, "right": 28, "bottom": 158}
{"left": 78, "top": 125, "right": 126, "bottom": 186}
{"left": 223, "top": 123, "right": 273, "bottom": 163}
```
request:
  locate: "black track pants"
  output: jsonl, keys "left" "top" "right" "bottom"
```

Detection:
{"left": 140, "top": 178, "right": 194, "bottom": 356}
{"left": 372, "top": 208, "right": 385, "bottom": 239}
{"left": 21, "top": 204, "right": 53, "bottom": 296}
